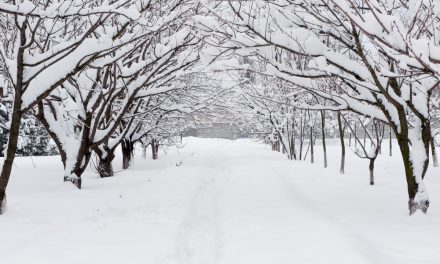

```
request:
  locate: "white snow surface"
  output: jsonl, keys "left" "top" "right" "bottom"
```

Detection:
{"left": 1, "top": 137, "right": 440, "bottom": 264}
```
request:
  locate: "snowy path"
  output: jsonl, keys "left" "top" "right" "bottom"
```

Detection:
{"left": 1, "top": 138, "right": 440, "bottom": 264}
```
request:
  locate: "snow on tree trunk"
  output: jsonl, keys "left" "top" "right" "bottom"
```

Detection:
{"left": 395, "top": 121, "right": 431, "bottom": 215}
{"left": 98, "top": 157, "right": 114, "bottom": 178}
{"left": 95, "top": 147, "right": 115, "bottom": 178}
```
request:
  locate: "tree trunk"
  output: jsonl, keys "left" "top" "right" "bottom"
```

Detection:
{"left": 354, "top": 124, "right": 357, "bottom": 147}
{"left": 291, "top": 117, "right": 297, "bottom": 160}
{"left": 299, "top": 114, "right": 304, "bottom": 160}
{"left": 337, "top": 113, "right": 345, "bottom": 174}
{"left": 369, "top": 159, "right": 375, "bottom": 185}
{"left": 389, "top": 127, "right": 392, "bottom": 157}
{"left": 321, "top": 110, "right": 327, "bottom": 168}
{"left": 95, "top": 147, "right": 115, "bottom": 178}
{"left": 151, "top": 139, "right": 159, "bottom": 160}
{"left": 142, "top": 145, "right": 147, "bottom": 159}
{"left": 0, "top": 102, "right": 22, "bottom": 214}
{"left": 99, "top": 157, "right": 114, "bottom": 178}
{"left": 395, "top": 126, "right": 430, "bottom": 214}
{"left": 0, "top": 29, "right": 26, "bottom": 214}
{"left": 349, "top": 132, "right": 352, "bottom": 147}
{"left": 430, "top": 136, "right": 438, "bottom": 167}
{"left": 310, "top": 126, "right": 314, "bottom": 163}
{"left": 121, "top": 139, "right": 134, "bottom": 169}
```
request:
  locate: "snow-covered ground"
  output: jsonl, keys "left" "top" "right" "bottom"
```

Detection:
{"left": 1, "top": 137, "right": 440, "bottom": 264}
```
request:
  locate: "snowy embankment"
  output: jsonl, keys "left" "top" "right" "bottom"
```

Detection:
{"left": 1, "top": 137, "right": 439, "bottom": 264}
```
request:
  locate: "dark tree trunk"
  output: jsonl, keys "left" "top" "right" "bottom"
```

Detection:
{"left": 321, "top": 110, "right": 327, "bottom": 168}
{"left": 299, "top": 113, "right": 304, "bottom": 160}
{"left": 291, "top": 116, "right": 297, "bottom": 160}
{"left": 337, "top": 113, "right": 345, "bottom": 174}
{"left": 430, "top": 136, "right": 438, "bottom": 167}
{"left": 67, "top": 149, "right": 93, "bottom": 189}
{"left": 151, "top": 139, "right": 159, "bottom": 160}
{"left": 0, "top": 26, "right": 26, "bottom": 214}
{"left": 0, "top": 99, "right": 22, "bottom": 214}
{"left": 389, "top": 126, "right": 392, "bottom": 157}
{"left": 354, "top": 124, "right": 357, "bottom": 147}
{"left": 310, "top": 126, "right": 314, "bottom": 163}
{"left": 121, "top": 139, "right": 134, "bottom": 169}
{"left": 95, "top": 147, "right": 115, "bottom": 178}
{"left": 99, "top": 157, "right": 114, "bottom": 178}
{"left": 369, "top": 159, "right": 375, "bottom": 185}
{"left": 394, "top": 122, "right": 430, "bottom": 214}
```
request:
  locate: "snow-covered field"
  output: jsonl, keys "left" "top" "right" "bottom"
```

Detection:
{"left": 1, "top": 137, "right": 440, "bottom": 264}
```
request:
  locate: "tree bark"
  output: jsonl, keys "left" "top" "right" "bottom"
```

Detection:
{"left": 0, "top": 99, "right": 22, "bottom": 214}
{"left": 389, "top": 126, "right": 392, "bottom": 157}
{"left": 0, "top": 25, "right": 26, "bottom": 214}
{"left": 121, "top": 139, "right": 134, "bottom": 169}
{"left": 337, "top": 112, "right": 345, "bottom": 174}
{"left": 310, "top": 126, "right": 314, "bottom": 164}
{"left": 151, "top": 139, "right": 159, "bottom": 160}
{"left": 95, "top": 147, "right": 115, "bottom": 178}
{"left": 354, "top": 124, "right": 357, "bottom": 147}
{"left": 394, "top": 122, "right": 430, "bottom": 214}
{"left": 321, "top": 110, "right": 327, "bottom": 168}
{"left": 430, "top": 136, "right": 438, "bottom": 167}
{"left": 369, "top": 159, "right": 375, "bottom": 185}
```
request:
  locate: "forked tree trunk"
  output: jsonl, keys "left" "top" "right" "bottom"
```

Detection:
{"left": 64, "top": 149, "right": 93, "bottom": 189}
{"left": 95, "top": 147, "right": 115, "bottom": 178}
{"left": 337, "top": 113, "right": 345, "bottom": 174}
{"left": 321, "top": 110, "right": 327, "bottom": 168}
{"left": 99, "top": 157, "right": 114, "bottom": 178}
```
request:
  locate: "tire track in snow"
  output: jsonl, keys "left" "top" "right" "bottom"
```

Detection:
{"left": 270, "top": 165, "right": 399, "bottom": 264}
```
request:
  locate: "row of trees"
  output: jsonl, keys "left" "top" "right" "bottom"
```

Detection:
{"left": 200, "top": 0, "right": 440, "bottom": 214}
{"left": 0, "top": 0, "right": 218, "bottom": 214}
{"left": 1, "top": 0, "right": 440, "bottom": 216}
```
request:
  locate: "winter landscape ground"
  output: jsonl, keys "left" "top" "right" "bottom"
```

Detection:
{"left": 1, "top": 137, "right": 439, "bottom": 264}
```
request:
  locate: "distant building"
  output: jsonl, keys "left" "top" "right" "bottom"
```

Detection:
{"left": 184, "top": 122, "right": 239, "bottom": 139}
